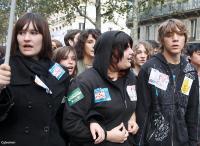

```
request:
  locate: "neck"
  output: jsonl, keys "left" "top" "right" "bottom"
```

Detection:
{"left": 162, "top": 51, "right": 181, "bottom": 64}
{"left": 107, "top": 69, "right": 118, "bottom": 81}
{"left": 194, "top": 65, "right": 200, "bottom": 76}
{"left": 133, "top": 65, "right": 141, "bottom": 76}
{"left": 83, "top": 55, "right": 93, "bottom": 67}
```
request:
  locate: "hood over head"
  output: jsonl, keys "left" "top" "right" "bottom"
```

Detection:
{"left": 93, "top": 31, "right": 133, "bottom": 80}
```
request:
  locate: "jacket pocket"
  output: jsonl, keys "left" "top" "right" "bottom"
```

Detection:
{"left": 176, "top": 120, "right": 189, "bottom": 143}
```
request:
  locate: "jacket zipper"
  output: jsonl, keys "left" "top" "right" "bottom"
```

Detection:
{"left": 124, "top": 100, "right": 127, "bottom": 109}
{"left": 171, "top": 73, "right": 177, "bottom": 146}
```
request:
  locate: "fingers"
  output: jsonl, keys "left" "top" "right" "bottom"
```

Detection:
{"left": 90, "top": 122, "right": 105, "bottom": 144}
{"left": 116, "top": 122, "right": 124, "bottom": 130}
{"left": 128, "top": 121, "right": 139, "bottom": 134}
{"left": 132, "top": 123, "right": 139, "bottom": 134}
{"left": 0, "top": 64, "right": 11, "bottom": 86}
{"left": 94, "top": 129, "right": 105, "bottom": 144}
{"left": 90, "top": 127, "right": 97, "bottom": 140}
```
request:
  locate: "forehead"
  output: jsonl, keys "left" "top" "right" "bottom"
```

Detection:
{"left": 87, "top": 34, "right": 96, "bottom": 40}
{"left": 135, "top": 44, "right": 146, "bottom": 51}
{"left": 164, "top": 25, "right": 181, "bottom": 34}
{"left": 22, "top": 22, "right": 34, "bottom": 29}
{"left": 67, "top": 50, "right": 75, "bottom": 56}
{"left": 18, "top": 20, "right": 38, "bottom": 33}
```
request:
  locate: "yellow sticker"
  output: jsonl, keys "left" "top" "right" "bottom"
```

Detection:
{"left": 181, "top": 76, "right": 193, "bottom": 95}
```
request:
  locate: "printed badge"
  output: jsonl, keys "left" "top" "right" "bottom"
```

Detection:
{"left": 126, "top": 85, "right": 137, "bottom": 101}
{"left": 181, "top": 76, "right": 193, "bottom": 96}
{"left": 94, "top": 88, "right": 111, "bottom": 103}
{"left": 67, "top": 88, "right": 84, "bottom": 106}
{"left": 49, "top": 63, "right": 65, "bottom": 80}
{"left": 34, "top": 75, "right": 52, "bottom": 94}
{"left": 148, "top": 68, "right": 169, "bottom": 91}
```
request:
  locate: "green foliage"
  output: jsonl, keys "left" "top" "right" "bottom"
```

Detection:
{"left": 0, "top": 0, "right": 189, "bottom": 42}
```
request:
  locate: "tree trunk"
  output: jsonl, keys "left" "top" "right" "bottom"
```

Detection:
{"left": 96, "top": 0, "right": 101, "bottom": 29}
{"left": 130, "top": 0, "right": 138, "bottom": 42}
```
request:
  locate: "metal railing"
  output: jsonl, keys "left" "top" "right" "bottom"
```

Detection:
{"left": 139, "top": 0, "right": 200, "bottom": 20}
{"left": 127, "top": 0, "right": 200, "bottom": 22}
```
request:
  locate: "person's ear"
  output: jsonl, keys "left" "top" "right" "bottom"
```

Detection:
{"left": 69, "top": 40, "right": 74, "bottom": 47}
{"left": 187, "top": 56, "right": 191, "bottom": 62}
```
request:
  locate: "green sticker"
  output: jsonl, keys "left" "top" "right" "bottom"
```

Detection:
{"left": 67, "top": 88, "right": 84, "bottom": 106}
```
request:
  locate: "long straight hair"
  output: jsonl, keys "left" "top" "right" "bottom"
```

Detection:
{"left": 11, "top": 12, "right": 52, "bottom": 59}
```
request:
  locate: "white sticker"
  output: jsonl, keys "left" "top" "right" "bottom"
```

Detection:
{"left": 148, "top": 68, "right": 169, "bottom": 91}
{"left": 34, "top": 75, "right": 52, "bottom": 94}
{"left": 126, "top": 85, "right": 137, "bottom": 101}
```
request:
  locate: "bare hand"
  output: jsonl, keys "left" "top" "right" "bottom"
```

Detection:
{"left": 0, "top": 64, "right": 11, "bottom": 88}
{"left": 128, "top": 120, "right": 139, "bottom": 135}
{"left": 90, "top": 122, "right": 105, "bottom": 144}
{"left": 106, "top": 123, "right": 129, "bottom": 143}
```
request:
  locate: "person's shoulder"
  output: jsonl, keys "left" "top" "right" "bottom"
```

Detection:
{"left": 142, "top": 57, "right": 157, "bottom": 69}
{"left": 77, "top": 68, "right": 97, "bottom": 81}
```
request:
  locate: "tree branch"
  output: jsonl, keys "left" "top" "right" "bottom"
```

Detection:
{"left": 75, "top": 5, "right": 96, "bottom": 26}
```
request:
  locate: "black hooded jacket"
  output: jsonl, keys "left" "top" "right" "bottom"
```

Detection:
{"left": 63, "top": 31, "right": 137, "bottom": 146}
{"left": 136, "top": 53, "right": 199, "bottom": 146}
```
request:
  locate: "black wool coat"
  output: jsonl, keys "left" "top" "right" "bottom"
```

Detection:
{"left": 0, "top": 55, "right": 70, "bottom": 146}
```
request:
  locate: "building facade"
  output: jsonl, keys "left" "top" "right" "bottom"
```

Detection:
{"left": 127, "top": 0, "right": 200, "bottom": 42}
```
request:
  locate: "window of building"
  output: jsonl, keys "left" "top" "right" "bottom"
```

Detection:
{"left": 191, "top": 19, "right": 197, "bottom": 40}
{"left": 79, "top": 6, "right": 86, "bottom": 14}
{"left": 79, "top": 23, "right": 84, "bottom": 30}
{"left": 138, "top": 27, "right": 140, "bottom": 40}
{"left": 108, "top": 27, "right": 112, "bottom": 31}
{"left": 146, "top": 26, "right": 150, "bottom": 40}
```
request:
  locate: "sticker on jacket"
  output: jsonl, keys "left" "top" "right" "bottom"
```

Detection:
{"left": 126, "top": 85, "right": 137, "bottom": 101}
{"left": 94, "top": 88, "right": 111, "bottom": 103}
{"left": 148, "top": 68, "right": 169, "bottom": 91}
{"left": 181, "top": 76, "right": 193, "bottom": 95}
{"left": 49, "top": 63, "right": 65, "bottom": 80}
{"left": 67, "top": 88, "right": 84, "bottom": 106}
{"left": 34, "top": 75, "right": 52, "bottom": 94}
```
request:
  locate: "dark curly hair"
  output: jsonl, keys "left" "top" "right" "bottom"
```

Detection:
{"left": 74, "top": 29, "right": 101, "bottom": 60}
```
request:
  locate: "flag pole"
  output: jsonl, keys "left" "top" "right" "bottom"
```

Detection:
{"left": 4, "top": 0, "right": 16, "bottom": 64}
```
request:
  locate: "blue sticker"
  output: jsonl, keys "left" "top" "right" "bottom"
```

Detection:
{"left": 49, "top": 63, "right": 65, "bottom": 80}
{"left": 94, "top": 88, "right": 111, "bottom": 103}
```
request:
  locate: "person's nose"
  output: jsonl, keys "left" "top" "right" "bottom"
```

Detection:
{"left": 23, "top": 32, "right": 31, "bottom": 41}
{"left": 68, "top": 58, "right": 74, "bottom": 64}
{"left": 129, "top": 47, "right": 134, "bottom": 54}
{"left": 141, "top": 52, "right": 146, "bottom": 58}
{"left": 172, "top": 33, "right": 179, "bottom": 42}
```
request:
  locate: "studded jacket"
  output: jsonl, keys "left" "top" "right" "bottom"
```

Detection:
{"left": 136, "top": 53, "right": 199, "bottom": 146}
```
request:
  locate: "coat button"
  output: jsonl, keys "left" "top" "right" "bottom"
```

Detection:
{"left": 44, "top": 126, "right": 49, "bottom": 133}
{"left": 24, "top": 126, "right": 29, "bottom": 134}
{"left": 48, "top": 103, "right": 53, "bottom": 108}
{"left": 27, "top": 101, "right": 32, "bottom": 109}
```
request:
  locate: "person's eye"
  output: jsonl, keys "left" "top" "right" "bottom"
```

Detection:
{"left": 72, "top": 56, "right": 76, "bottom": 61}
{"left": 165, "top": 32, "right": 173, "bottom": 37}
{"left": 87, "top": 40, "right": 93, "bottom": 44}
{"left": 196, "top": 51, "right": 200, "bottom": 55}
{"left": 31, "top": 31, "right": 39, "bottom": 35}
{"left": 136, "top": 51, "right": 142, "bottom": 54}
{"left": 18, "top": 31, "right": 26, "bottom": 35}
{"left": 62, "top": 56, "right": 68, "bottom": 60}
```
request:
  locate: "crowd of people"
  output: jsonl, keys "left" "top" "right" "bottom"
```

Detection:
{"left": 0, "top": 12, "right": 200, "bottom": 146}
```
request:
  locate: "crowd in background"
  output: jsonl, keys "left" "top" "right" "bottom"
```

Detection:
{"left": 0, "top": 12, "right": 200, "bottom": 146}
